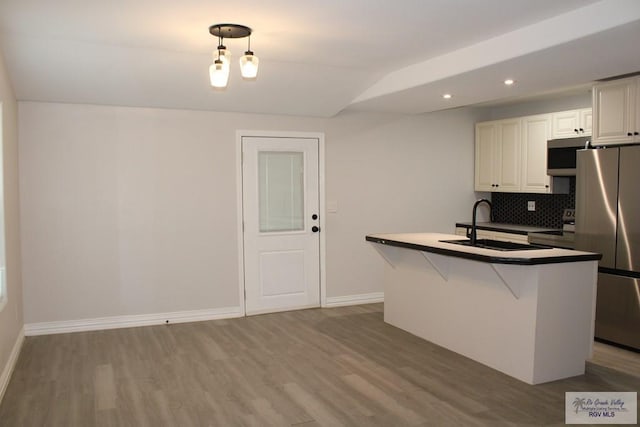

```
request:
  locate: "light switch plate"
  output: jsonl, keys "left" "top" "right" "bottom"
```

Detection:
{"left": 527, "top": 201, "right": 535, "bottom": 211}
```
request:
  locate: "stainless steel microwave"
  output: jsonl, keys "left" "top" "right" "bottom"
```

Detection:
{"left": 547, "top": 137, "right": 590, "bottom": 176}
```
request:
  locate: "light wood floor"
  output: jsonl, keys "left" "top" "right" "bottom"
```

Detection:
{"left": 1, "top": 303, "right": 638, "bottom": 426}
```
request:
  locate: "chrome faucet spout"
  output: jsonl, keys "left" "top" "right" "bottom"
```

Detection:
{"left": 469, "top": 199, "right": 493, "bottom": 245}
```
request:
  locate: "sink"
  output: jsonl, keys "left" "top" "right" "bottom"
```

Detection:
{"left": 439, "top": 239, "right": 550, "bottom": 251}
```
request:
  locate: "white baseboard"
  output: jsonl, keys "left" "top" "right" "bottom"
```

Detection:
{"left": 24, "top": 306, "right": 243, "bottom": 336}
{"left": 0, "top": 326, "right": 25, "bottom": 403}
{"left": 324, "top": 292, "right": 384, "bottom": 308}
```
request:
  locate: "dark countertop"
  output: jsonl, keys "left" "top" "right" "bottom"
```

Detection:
{"left": 366, "top": 233, "right": 601, "bottom": 266}
{"left": 455, "top": 222, "right": 560, "bottom": 235}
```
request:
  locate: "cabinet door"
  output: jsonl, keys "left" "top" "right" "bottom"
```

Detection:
{"left": 497, "top": 119, "right": 521, "bottom": 192}
{"left": 592, "top": 79, "right": 635, "bottom": 145}
{"left": 521, "top": 114, "right": 551, "bottom": 193}
{"left": 552, "top": 110, "right": 580, "bottom": 138}
{"left": 579, "top": 108, "right": 592, "bottom": 136}
{"left": 475, "top": 122, "right": 497, "bottom": 191}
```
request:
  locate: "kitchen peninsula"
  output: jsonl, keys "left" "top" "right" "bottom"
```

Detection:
{"left": 367, "top": 232, "right": 601, "bottom": 385}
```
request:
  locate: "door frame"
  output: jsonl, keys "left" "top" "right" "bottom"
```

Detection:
{"left": 235, "top": 130, "right": 326, "bottom": 316}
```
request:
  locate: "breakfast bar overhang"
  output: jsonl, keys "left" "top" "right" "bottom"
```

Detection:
{"left": 367, "top": 233, "right": 602, "bottom": 385}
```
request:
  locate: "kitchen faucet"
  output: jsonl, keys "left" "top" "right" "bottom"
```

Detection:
{"left": 468, "top": 199, "right": 493, "bottom": 245}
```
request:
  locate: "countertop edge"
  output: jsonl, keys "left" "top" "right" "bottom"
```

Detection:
{"left": 366, "top": 235, "right": 602, "bottom": 265}
{"left": 455, "top": 222, "right": 560, "bottom": 235}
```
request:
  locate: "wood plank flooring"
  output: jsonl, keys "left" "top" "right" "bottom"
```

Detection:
{"left": 1, "top": 303, "right": 638, "bottom": 426}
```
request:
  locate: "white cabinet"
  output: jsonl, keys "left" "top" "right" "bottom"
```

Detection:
{"left": 521, "top": 114, "right": 552, "bottom": 193}
{"left": 476, "top": 109, "right": 587, "bottom": 194}
{"left": 474, "top": 119, "right": 520, "bottom": 192}
{"left": 476, "top": 115, "right": 554, "bottom": 194}
{"left": 592, "top": 77, "right": 640, "bottom": 145}
{"left": 551, "top": 108, "right": 592, "bottom": 138}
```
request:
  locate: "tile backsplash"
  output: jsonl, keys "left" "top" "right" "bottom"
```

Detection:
{"left": 491, "top": 177, "right": 575, "bottom": 229}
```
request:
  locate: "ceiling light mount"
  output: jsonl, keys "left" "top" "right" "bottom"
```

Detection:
{"left": 209, "top": 24, "right": 252, "bottom": 39}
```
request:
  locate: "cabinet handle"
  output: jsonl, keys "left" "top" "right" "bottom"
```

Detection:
{"left": 574, "top": 129, "right": 579, "bottom": 133}
{"left": 579, "top": 128, "right": 584, "bottom": 132}
{"left": 628, "top": 132, "right": 633, "bottom": 136}
{"left": 495, "top": 184, "right": 499, "bottom": 187}
{"left": 545, "top": 185, "right": 549, "bottom": 188}
{"left": 635, "top": 131, "right": 639, "bottom": 136}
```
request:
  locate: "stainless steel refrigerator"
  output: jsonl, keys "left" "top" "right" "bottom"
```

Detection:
{"left": 575, "top": 145, "right": 640, "bottom": 351}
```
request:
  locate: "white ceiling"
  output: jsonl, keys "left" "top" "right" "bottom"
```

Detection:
{"left": 1, "top": 0, "right": 639, "bottom": 117}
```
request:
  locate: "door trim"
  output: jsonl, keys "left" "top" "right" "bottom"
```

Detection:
{"left": 235, "top": 130, "right": 326, "bottom": 316}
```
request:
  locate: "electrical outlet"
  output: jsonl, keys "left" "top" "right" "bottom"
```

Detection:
{"left": 527, "top": 201, "right": 535, "bottom": 211}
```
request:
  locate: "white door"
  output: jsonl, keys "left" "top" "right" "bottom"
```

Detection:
{"left": 242, "top": 136, "right": 320, "bottom": 315}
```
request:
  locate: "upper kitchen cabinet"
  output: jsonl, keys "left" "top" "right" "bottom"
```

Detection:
{"left": 475, "top": 119, "right": 521, "bottom": 192}
{"left": 475, "top": 112, "right": 569, "bottom": 194}
{"left": 592, "top": 76, "right": 640, "bottom": 145}
{"left": 551, "top": 108, "right": 592, "bottom": 138}
{"left": 521, "top": 114, "right": 552, "bottom": 193}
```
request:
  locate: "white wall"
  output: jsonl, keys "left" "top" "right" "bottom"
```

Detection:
{"left": 0, "top": 44, "right": 24, "bottom": 395}
{"left": 324, "top": 110, "right": 483, "bottom": 296}
{"left": 483, "top": 91, "right": 592, "bottom": 120}
{"left": 19, "top": 102, "right": 483, "bottom": 325}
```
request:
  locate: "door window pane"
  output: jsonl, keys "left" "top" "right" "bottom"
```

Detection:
{"left": 258, "top": 151, "right": 304, "bottom": 232}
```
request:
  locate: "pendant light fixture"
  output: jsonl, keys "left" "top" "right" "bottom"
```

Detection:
{"left": 209, "top": 56, "right": 229, "bottom": 88}
{"left": 209, "top": 35, "right": 230, "bottom": 88}
{"left": 240, "top": 35, "right": 259, "bottom": 79}
{"left": 208, "top": 24, "right": 259, "bottom": 88}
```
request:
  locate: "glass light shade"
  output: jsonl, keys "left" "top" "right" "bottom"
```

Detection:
{"left": 240, "top": 52, "right": 259, "bottom": 79}
{"left": 209, "top": 60, "right": 229, "bottom": 88}
{"left": 216, "top": 47, "right": 231, "bottom": 70}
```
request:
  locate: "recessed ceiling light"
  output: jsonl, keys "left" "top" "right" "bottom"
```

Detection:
{"left": 442, "top": 93, "right": 452, "bottom": 99}
{"left": 504, "top": 79, "right": 515, "bottom": 86}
